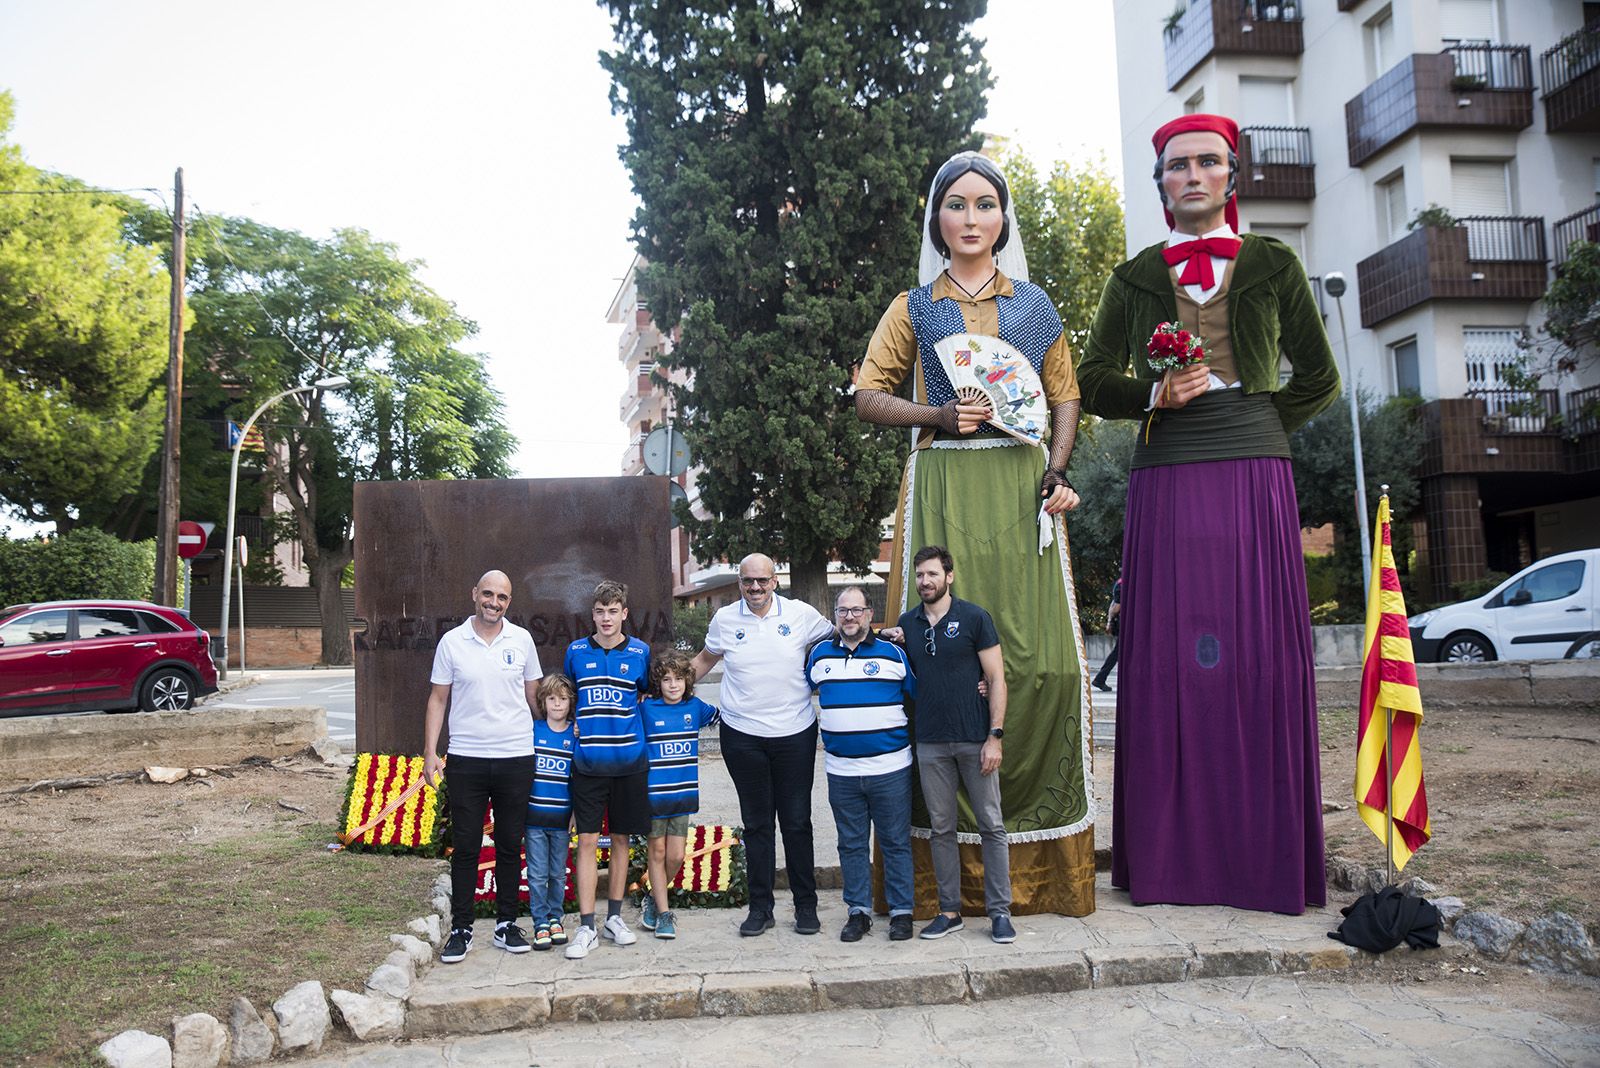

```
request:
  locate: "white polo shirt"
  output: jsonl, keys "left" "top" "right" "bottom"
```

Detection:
{"left": 430, "top": 618, "right": 542, "bottom": 758}
{"left": 706, "top": 594, "right": 834, "bottom": 738}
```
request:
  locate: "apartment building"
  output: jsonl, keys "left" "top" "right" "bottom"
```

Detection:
{"left": 605, "top": 255, "right": 739, "bottom": 605}
{"left": 1114, "top": 0, "right": 1600, "bottom": 600}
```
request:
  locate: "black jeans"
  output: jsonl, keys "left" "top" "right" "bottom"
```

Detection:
{"left": 1094, "top": 638, "right": 1121, "bottom": 686}
{"left": 444, "top": 753, "right": 535, "bottom": 930}
{"left": 720, "top": 720, "right": 817, "bottom": 913}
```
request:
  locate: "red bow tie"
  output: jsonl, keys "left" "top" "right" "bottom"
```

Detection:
{"left": 1162, "top": 236, "right": 1242, "bottom": 290}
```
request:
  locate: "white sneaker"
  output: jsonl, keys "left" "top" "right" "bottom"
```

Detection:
{"left": 564, "top": 924, "right": 599, "bottom": 960}
{"left": 602, "top": 914, "right": 638, "bottom": 946}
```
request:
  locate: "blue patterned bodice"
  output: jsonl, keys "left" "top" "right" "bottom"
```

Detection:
{"left": 906, "top": 279, "right": 1063, "bottom": 406}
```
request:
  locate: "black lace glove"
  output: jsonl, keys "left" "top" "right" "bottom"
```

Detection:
{"left": 1040, "top": 466, "right": 1074, "bottom": 499}
{"left": 855, "top": 389, "right": 960, "bottom": 435}
{"left": 1046, "top": 400, "right": 1081, "bottom": 482}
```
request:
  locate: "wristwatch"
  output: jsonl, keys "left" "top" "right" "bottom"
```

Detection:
{"left": 989, "top": 728, "right": 1004, "bottom": 739}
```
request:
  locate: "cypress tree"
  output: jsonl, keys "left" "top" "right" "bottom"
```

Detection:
{"left": 600, "top": 1, "right": 992, "bottom": 607}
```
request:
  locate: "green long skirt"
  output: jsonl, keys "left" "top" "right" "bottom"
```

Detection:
{"left": 877, "top": 438, "right": 1097, "bottom": 917}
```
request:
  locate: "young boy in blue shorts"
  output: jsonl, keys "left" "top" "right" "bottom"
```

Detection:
{"left": 525, "top": 673, "right": 576, "bottom": 951}
{"left": 640, "top": 649, "right": 719, "bottom": 940}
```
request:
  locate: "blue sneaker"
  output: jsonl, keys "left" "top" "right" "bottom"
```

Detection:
{"left": 919, "top": 914, "right": 964, "bottom": 940}
{"left": 641, "top": 895, "right": 658, "bottom": 931}
{"left": 655, "top": 910, "right": 678, "bottom": 939}
{"left": 990, "top": 913, "right": 1017, "bottom": 944}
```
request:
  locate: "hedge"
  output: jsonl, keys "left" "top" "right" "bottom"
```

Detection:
{"left": 0, "top": 529, "right": 157, "bottom": 606}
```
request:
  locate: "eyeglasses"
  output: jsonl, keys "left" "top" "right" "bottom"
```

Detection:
{"left": 924, "top": 626, "right": 937, "bottom": 657}
{"left": 835, "top": 607, "right": 869, "bottom": 618}
{"left": 739, "top": 576, "right": 775, "bottom": 588}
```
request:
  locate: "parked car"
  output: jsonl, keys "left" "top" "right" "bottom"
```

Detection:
{"left": 0, "top": 599, "right": 218, "bottom": 716}
{"left": 1408, "top": 548, "right": 1599, "bottom": 663}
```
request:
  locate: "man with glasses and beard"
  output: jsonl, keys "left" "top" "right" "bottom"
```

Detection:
{"left": 691, "top": 553, "right": 834, "bottom": 937}
{"left": 895, "top": 545, "right": 1014, "bottom": 943}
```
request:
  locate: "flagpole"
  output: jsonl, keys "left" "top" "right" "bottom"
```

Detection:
{"left": 1379, "top": 484, "right": 1394, "bottom": 887}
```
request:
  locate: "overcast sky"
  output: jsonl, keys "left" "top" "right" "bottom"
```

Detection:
{"left": 0, "top": 0, "right": 1120, "bottom": 534}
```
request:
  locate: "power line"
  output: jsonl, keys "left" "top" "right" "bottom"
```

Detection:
{"left": 188, "top": 203, "right": 335, "bottom": 380}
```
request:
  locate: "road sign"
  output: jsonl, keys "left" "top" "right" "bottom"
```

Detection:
{"left": 668, "top": 480, "right": 687, "bottom": 529}
{"left": 176, "top": 521, "right": 208, "bottom": 559}
{"left": 642, "top": 424, "right": 690, "bottom": 477}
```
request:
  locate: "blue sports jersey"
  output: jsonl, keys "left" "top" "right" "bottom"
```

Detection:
{"left": 526, "top": 718, "right": 576, "bottom": 828}
{"left": 563, "top": 635, "right": 651, "bottom": 776}
{"left": 806, "top": 632, "right": 916, "bottom": 777}
{"left": 641, "top": 696, "right": 720, "bottom": 818}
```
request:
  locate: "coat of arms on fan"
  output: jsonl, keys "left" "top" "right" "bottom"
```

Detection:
{"left": 934, "top": 334, "right": 1049, "bottom": 448}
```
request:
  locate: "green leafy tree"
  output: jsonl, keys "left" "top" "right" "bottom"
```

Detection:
{"left": 1291, "top": 391, "right": 1425, "bottom": 614}
{"left": 600, "top": 1, "right": 992, "bottom": 609}
{"left": 1063, "top": 417, "right": 1135, "bottom": 630}
{"left": 997, "top": 148, "right": 1126, "bottom": 356}
{"left": 153, "top": 214, "right": 517, "bottom": 664}
{"left": 0, "top": 92, "right": 171, "bottom": 532}
{"left": 0, "top": 529, "right": 156, "bottom": 604}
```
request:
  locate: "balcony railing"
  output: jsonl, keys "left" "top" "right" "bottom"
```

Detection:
{"left": 1470, "top": 388, "right": 1560, "bottom": 435}
{"left": 1355, "top": 217, "right": 1547, "bottom": 328}
{"left": 1541, "top": 19, "right": 1600, "bottom": 132}
{"left": 1566, "top": 385, "right": 1600, "bottom": 437}
{"left": 1237, "top": 125, "right": 1314, "bottom": 200}
{"left": 1553, "top": 203, "right": 1600, "bottom": 266}
{"left": 1163, "top": 0, "right": 1304, "bottom": 91}
{"left": 1345, "top": 48, "right": 1534, "bottom": 166}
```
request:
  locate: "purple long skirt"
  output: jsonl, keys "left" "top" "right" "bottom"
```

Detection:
{"left": 1110, "top": 457, "right": 1326, "bottom": 914}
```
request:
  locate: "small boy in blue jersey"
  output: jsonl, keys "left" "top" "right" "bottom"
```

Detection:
{"left": 525, "top": 673, "right": 576, "bottom": 951}
{"left": 640, "top": 649, "right": 719, "bottom": 940}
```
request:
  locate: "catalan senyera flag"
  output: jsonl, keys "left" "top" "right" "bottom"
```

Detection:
{"left": 1354, "top": 493, "right": 1432, "bottom": 870}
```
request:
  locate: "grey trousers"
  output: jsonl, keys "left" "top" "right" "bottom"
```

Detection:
{"left": 916, "top": 741, "right": 1011, "bottom": 916}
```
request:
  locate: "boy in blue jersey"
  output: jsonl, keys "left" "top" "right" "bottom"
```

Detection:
{"left": 525, "top": 674, "right": 576, "bottom": 951}
{"left": 806, "top": 586, "right": 918, "bottom": 942}
{"left": 561, "top": 579, "right": 652, "bottom": 960}
{"left": 640, "top": 649, "right": 720, "bottom": 941}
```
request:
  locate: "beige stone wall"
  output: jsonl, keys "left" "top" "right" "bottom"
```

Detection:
{"left": 0, "top": 706, "right": 326, "bottom": 785}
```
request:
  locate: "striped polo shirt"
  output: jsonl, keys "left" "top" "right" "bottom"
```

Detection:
{"left": 526, "top": 718, "right": 575, "bottom": 828}
{"left": 563, "top": 635, "right": 650, "bottom": 776}
{"left": 641, "top": 696, "right": 720, "bottom": 818}
{"left": 806, "top": 631, "right": 917, "bottom": 777}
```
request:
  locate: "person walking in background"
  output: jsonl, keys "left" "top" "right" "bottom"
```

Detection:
{"left": 1093, "top": 571, "right": 1121, "bottom": 693}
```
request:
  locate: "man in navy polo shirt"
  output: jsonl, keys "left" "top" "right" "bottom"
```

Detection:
{"left": 807, "top": 586, "right": 917, "bottom": 943}
{"left": 562, "top": 579, "right": 651, "bottom": 960}
{"left": 896, "top": 545, "right": 1015, "bottom": 944}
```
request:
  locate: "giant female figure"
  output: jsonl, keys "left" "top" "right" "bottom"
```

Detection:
{"left": 855, "top": 152, "right": 1095, "bottom": 916}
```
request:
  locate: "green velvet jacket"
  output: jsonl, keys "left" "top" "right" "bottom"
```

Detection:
{"left": 1076, "top": 234, "right": 1341, "bottom": 434}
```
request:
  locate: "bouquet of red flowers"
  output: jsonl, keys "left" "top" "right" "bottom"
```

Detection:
{"left": 1146, "top": 321, "right": 1206, "bottom": 373}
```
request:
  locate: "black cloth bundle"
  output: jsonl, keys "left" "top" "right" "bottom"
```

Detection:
{"left": 1328, "top": 887, "right": 1441, "bottom": 952}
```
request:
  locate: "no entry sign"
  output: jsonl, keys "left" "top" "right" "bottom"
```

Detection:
{"left": 176, "top": 520, "right": 208, "bottom": 559}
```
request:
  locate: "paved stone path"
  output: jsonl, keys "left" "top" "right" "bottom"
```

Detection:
{"left": 301, "top": 970, "right": 1600, "bottom": 1066}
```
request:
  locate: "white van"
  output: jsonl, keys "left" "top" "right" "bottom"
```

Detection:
{"left": 1408, "top": 548, "right": 1599, "bottom": 662}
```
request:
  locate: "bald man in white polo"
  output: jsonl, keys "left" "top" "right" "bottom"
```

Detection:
{"left": 692, "top": 553, "right": 834, "bottom": 937}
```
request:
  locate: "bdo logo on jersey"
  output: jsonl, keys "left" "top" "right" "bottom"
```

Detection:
{"left": 537, "top": 753, "right": 570, "bottom": 774}
{"left": 660, "top": 740, "right": 694, "bottom": 757}
{"left": 589, "top": 685, "right": 629, "bottom": 705}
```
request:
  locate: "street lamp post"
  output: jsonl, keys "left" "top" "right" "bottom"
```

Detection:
{"left": 1320, "top": 272, "right": 1373, "bottom": 591}
{"left": 216, "top": 375, "right": 351, "bottom": 678}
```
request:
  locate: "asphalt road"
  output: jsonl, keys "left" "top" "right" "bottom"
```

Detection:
{"left": 202, "top": 667, "right": 355, "bottom": 747}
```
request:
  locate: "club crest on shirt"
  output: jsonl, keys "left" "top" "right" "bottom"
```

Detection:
{"left": 683, "top": 712, "right": 694, "bottom": 728}
{"left": 734, "top": 629, "right": 746, "bottom": 641}
{"left": 945, "top": 620, "right": 961, "bottom": 638}
{"left": 501, "top": 650, "right": 516, "bottom": 666}
{"left": 864, "top": 661, "right": 880, "bottom": 675}
{"left": 778, "top": 623, "right": 791, "bottom": 636}
{"left": 620, "top": 663, "right": 630, "bottom": 674}
{"left": 562, "top": 739, "right": 572, "bottom": 749}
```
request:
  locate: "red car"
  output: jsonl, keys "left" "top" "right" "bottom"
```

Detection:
{"left": 0, "top": 600, "right": 218, "bottom": 716}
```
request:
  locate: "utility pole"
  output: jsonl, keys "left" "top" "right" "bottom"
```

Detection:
{"left": 154, "top": 167, "right": 187, "bottom": 606}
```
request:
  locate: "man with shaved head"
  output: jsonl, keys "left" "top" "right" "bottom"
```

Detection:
{"left": 691, "top": 553, "right": 835, "bottom": 936}
{"left": 423, "top": 569, "right": 543, "bottom": 963}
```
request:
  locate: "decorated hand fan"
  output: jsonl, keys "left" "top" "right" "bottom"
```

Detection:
{"left": 933, "top": 334, "right": 1050, "bottom": 447}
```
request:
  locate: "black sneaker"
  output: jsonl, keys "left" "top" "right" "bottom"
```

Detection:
{"left": 794, "top": 905, "right": 821, "bottom": 935}
{"left": 1093, "top": 679, "right": 1112, "bottom": 692}
{"left": 493, "top": 921, "right": 531, "bottom": 954}
{"left": 440, "top": 927, "right": 473, "bottom": 963}
{"left": 990, "top": 913, "right": 1017, "bottom": 944}
{"left": 889, "top": 915, "right": 914, "bottom": 941}
{"left": 739, "top": 909, "right": 775, "bottom": 937}
{"left": 918, "top": 914, "right": 964, "bottom": 939}
{"left": 840, "top": 913, "right": 872, "bottom": 943}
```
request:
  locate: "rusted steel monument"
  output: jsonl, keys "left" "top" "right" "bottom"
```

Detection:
{"left": 352, "top": 477, "right": 673, "bottom": 754}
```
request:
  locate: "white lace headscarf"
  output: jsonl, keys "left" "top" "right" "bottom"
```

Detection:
{"left": 918, "top": 151, "right": 1030, "bottom": 287}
